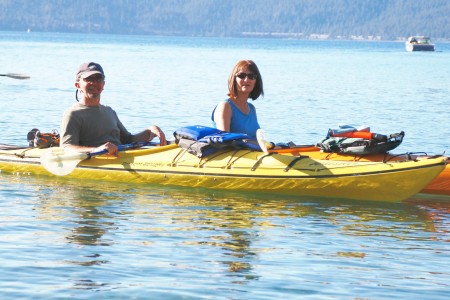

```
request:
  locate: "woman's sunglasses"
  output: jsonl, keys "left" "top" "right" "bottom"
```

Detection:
{"left": 236, "top": 73, "right": 257, "bottom": 80}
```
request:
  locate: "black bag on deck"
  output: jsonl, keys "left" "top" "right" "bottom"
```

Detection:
{"left": 177, "top": 138, "right": 219, "bottom": 157}
{"left": 317, "top": 131, "right": 404, "bottom": 155}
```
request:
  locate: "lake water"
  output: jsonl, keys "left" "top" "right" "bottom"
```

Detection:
{"left": 0, "top": 31, "right": 449, "bottom": 299}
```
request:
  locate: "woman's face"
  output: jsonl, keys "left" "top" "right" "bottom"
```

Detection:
{"left": 235, "top": 66, "right": 257, "bottom": 94}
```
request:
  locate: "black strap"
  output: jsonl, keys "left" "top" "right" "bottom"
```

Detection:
{"left": 284, "top": 156, "right": 309, "bottom": 172}
{"left": 251, "top": 153, "right": 272, "bottom": 171}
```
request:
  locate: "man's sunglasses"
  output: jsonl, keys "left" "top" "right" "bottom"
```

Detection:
{"left": 83, "top": 76, "right": 105, "bottom": 83}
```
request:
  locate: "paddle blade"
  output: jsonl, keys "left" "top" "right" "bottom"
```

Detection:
{"left": 256, "top": 129, "right": 270, "bottom": 155}
{"left": 40, "top": 148, "right": 89, "bottom": 176}
{"left": 1, "top": 73, "right": 31, "bottom": 80}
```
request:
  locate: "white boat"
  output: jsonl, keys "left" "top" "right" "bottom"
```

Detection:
{"left": 405, "top": 36, "right": 435, "bottom": 52}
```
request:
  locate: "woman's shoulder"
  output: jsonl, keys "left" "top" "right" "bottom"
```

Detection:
{"left": 216, "top": 99, "right": 232, "bottom": 108}
{"left": 247, "top": 102, "right": 257, "bottom": 112}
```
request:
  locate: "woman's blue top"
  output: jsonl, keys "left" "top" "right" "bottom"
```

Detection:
{"left": 211, "top": 99, "right": 260, "bottom": 138}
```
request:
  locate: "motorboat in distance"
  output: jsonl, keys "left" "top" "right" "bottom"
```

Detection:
{"left": 405, "top": 36, "right": 435, "bottom": 52}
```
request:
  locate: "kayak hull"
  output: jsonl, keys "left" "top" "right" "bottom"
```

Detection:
{"left": 274, "top": 147, "right": 450, "bottom": 196}
{"left": 0, "top": 144, "right": 446, "bottom": 202}
{"left": 415, "top": 163, "right": 450, "bottom": 196}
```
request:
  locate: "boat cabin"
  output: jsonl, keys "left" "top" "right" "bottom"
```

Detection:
{"left": 405, "top": 36, "right": 435, "bottom": 52}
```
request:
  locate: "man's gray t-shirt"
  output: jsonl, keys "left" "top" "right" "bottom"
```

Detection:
{"left": 60, "top": 103, "right": 132, "bottom": 147}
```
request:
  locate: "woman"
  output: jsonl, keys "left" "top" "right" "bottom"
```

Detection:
{"left": 211, "top": 60, "right": 264, "bottom": 138}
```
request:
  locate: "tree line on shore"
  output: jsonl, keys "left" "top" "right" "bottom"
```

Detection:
{"left": 1, "top": 0, "right": 449, "bottom": 40}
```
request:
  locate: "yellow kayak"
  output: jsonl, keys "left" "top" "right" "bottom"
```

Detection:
{"left": 271, "top": 146, "right": 450, "bottom": 196}
{"left": 0, "top": 144, "right": 446, "bottom": 202}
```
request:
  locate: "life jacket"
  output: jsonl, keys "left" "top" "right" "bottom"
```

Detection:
{"left": 173, "top": 125, "right": 262, "bottom": 157}
{"left": 317, "top": 125, "right": 404, "bottom": 155}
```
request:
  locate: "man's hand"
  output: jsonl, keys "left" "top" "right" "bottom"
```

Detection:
{"left": 149, "top": 125, "right": 167, "bottom": 145}
{"left": 97, "top": 142, "right": 118, "bottom": 156}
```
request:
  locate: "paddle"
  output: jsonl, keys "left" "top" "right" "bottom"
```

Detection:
{"left": 256, "top": 129, "right": 272, "bottom": 155}
{"left": 0, "top": 73, "right": 30, "bottom": 80}
{"left": 257, "top": 129, "right": 319, "bottom": 155}
{"left": 41, "top": 141, "right": 161, "bottom": 176}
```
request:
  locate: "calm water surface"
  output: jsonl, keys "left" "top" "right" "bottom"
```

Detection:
{"left": 0, "top": 32, "right": 449, "bottom": 299}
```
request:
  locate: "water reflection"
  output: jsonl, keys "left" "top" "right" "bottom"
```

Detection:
{"left": 31, "top": 179, "right": 136, "bottom": 271}
{"left": 2, "top": 173, "right": 450, "bottom": 292}
{"left": 16, "top": 175, "right": 450, "bottom": 242}
{"left": 129, "top": 184, "right": 450, "bottom": 282}
{"left": 406, "top": 194, "right": 450, "bottom": 237}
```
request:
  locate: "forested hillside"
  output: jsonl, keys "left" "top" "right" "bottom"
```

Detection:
{"left": 1, "top": 0, "right": 449, "bottom": 40}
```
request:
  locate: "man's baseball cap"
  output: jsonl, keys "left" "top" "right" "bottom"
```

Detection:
{"left": 76, "top": 62, "right": 105, "bottom": 79}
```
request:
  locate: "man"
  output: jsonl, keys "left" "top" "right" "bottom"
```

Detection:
{"left": 60, "top": 62, "right": 166, "bottom": 156}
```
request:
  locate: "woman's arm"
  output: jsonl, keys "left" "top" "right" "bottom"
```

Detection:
{"left": 213, "top": 101, "right": 232, "bottom": 132}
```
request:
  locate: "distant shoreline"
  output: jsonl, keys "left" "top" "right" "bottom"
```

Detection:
{"left": 5, "top": 30, "right": 450, "bottom": 43}
{"left": 240, "top": 32, "right": 450, "bottom": 42}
